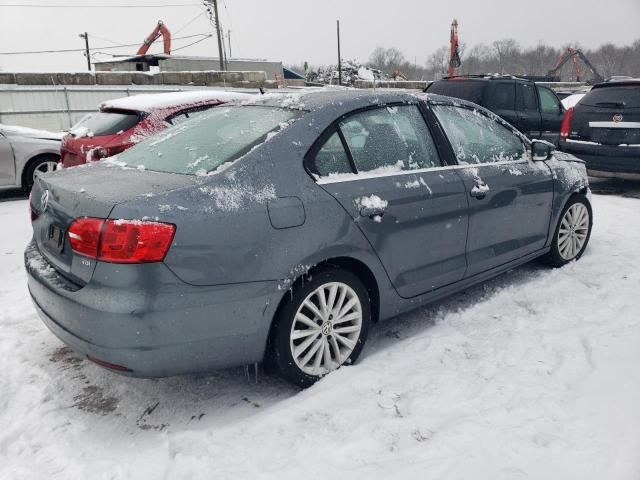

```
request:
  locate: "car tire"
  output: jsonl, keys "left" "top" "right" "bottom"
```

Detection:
{"left": 270, "top": 267, "right": 371, "bottom": 388}
{"left": 544, "top": 195, "right": 592, "bottom": 267}
{"left": 22, "top": 154, "right": 59, "bottom": 191}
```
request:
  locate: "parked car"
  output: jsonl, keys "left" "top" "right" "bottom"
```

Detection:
{"left": 559, "top": 79, "right": 640, "bottom": 179}
{"left": 60, "top": 90, "right": 252, "bottom": 168}
{"left": 25, "top": 91, "right": 592, "bottom": 388}
{"left": 0, "top": 124, "right": 62, "bottom": 192}
{"left": 425, "top": 75, "right": 565, "bottom": 145}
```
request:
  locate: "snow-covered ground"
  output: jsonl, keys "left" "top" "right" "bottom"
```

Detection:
{"left": 1, "top": 194, "right": 639, "bottom": 480}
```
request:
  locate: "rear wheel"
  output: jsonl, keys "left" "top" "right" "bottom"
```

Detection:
{"left": 545, "top": 196, "right": 592, "bottom": 267}
{"left": 22, "top": 154, "right": 59, "bottom": 191}
{"left": 270, "top": 268, "right": 370, "bottom": 388}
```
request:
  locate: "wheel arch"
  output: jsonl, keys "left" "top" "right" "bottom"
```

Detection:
{"left": 262, "top": 255, "right": 381, "bottom": 364}
{"left": 21, "top": 152, "right": 60, "bottom": 189}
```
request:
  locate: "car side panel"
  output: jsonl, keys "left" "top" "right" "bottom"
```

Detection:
{"left": 0, "top": 133, "right": 16, "bottom": 187}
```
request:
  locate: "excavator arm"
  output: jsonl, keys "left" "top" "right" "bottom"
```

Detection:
{"left": 547, "top": 48, "right": 603, "bottom": 83}
{"left": 137, "top": 21, "right": 171, "bottom": 55}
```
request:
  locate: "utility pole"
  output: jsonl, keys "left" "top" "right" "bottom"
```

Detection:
{"left": 78, "top": 32, "right": 91, "bottom": 71}
{"left": 227, "top": 29, "right": 232, "bottom": 58}
{"left": 206, "top": 0, "right": 225, "bottom": 71}
{"left": 336, "top": 20, "right": 342, "bottom": 86}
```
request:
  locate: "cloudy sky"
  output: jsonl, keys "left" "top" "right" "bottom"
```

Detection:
{"left": 0, "top": 0, "right": 638, "bottom": 72}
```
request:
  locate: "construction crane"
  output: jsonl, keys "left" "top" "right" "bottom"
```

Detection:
{"left": 137, "top": 20, "right": 171, "bottom": 55}
{"left": 448, "top": 19, "right": 461, "bottom": 77}
{"left": 547, "top": 48, "right": 603, "bottom": 83}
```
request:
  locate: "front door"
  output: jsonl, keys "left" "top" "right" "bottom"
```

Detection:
{"left": 431, "top": 102, "right": 554, "bottom": 277}
{"left": 309, "top": 104, "right": 469, "bottom": 298}
{"left": 537, "top": 86, "right": 565, "bottom": 145}
{"left": 515, "top": 82, "right": 542, "bottom": 139}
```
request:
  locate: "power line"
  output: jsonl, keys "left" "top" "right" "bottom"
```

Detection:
{"left": 174, "top": 9, "right": 207, "bottom": 35}
{"left": 0, "top": 3, "right": 200, "bottom": 7}
{"left": 0, "top": 33, "right": 210, "bottom": 55}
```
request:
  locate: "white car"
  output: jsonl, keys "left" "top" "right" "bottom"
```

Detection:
{"left": 0, "top": 124, "right": 62, "bottom": 192}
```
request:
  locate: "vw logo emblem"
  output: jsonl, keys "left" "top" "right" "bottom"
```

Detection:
{"left": 613, "top": 114, "right": 623, "bottom": 123}
{"left": 40, "top": 190, "right": 49, "bottom": 212}
{"left": 321, "top": 321, "right": 333, "bottom": 336}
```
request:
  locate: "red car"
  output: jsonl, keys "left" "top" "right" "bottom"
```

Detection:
{"left": 61, "top": 90, "right": 252, "bottom": 167}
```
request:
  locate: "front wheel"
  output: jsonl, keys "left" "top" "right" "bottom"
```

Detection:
{"left": 270, "top": 268, "right": 371, "bottom": 388}
{"left": 22, "top": 154, "right": 59, "bottom": 191}
{"left": 544, "top": 196, "right": 592, "bottom": 267}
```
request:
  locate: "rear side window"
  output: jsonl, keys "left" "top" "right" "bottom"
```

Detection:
{"left": 313, "top": 131, "right": 352, "bottom": 176}
{"left": 427, "top": 80, "right": 485, "bottom": 104}
{"left": 516, "top": 83, "right": 538, "bottom": 112}
{"left": 339, "top": 105, "right": 441, "bottom": 173}
{"left": 486, "top": 83, "right": 515, "bottom": 110}
{"left": 71, "top": 110, "right": 140, "bottom": 136}
{"left": 432, "top": 104, "right": 526, "bottom": 163}
{"left": 117, "top": 106, "right": 301, "bottom": 174}
{"left": 538, "top": 87, "right": 562, "bottom": 114}
{"left": 579, "top": 85, "right": 640, "bottom": 108}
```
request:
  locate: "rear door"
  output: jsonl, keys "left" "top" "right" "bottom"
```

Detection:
{"left": 515, "top": 82, "right": 542, "bottom": 138}
{"left": 568, "top": 84, "right": 640, "bottom": 146}
{"left": 309, "top": 103, "right": 469, "bottom": 298}
{"left": 0, "top": 132, "right": 16, "bottom": 186}
{"left": 537, "top": 86, "right": 564, "bottom": 145}
{"left": 431, "top": 102, "right": 554, "bottom": 277}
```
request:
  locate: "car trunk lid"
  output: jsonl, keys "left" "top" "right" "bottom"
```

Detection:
{"left": 30, "top": 162, "right": 196, "bottom": 285}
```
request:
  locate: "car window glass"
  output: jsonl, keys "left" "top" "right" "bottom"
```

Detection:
{"left": 117, "top": 106, "right": 301, "bottom": 175}
{"left": 339, "top": 105, "right": 441, "bottom": 173}
{"left": 70, "top": 111, "right": 139, "bottom": 136}
{"left": 432, "top": 104, "right": 526, "bottom": 164}
{"left": 579, "top": 85, "right": 640, "bottom": 108}
{"left": 486, "top": 83, "right": 515, "bottom": 110}
{"left": 167, "top": 106, "right": 215, "bottom": 126}
{"left": 538, "top": 87, "right": 561, "bottom": 114}
{"left": 516, "top": 83, "right": 538, "bottom": 112}
{"left": 313, "top": 131, "right": 352, "bottom": 176}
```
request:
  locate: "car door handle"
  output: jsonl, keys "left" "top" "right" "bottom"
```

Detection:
{"left": 360, "top": 206, "right": 386, "bottom": 218}
{"left": 470, "top": 183, "right": 490, "bottom": 199}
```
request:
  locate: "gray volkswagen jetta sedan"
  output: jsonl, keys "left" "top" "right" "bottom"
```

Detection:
{"left": 25, "top": 90, "right": 592, "bottom": 387}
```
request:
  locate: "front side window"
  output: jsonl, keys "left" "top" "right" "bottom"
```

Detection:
{"left": 116, "top": 106, "right": 301, "bottom": 174}
{"left": 517, "top": 83, "right": 538, "bottom": 112}
{"left": 538, "top": 87, "right": 562, "bottom": 114}
{"left": 338, "top": 105, "right": 441, "bottom": 173}
{"left": 432, "top": 104, "right": 526, "bottom": 164}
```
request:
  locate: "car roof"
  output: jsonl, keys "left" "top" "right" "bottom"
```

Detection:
{"left": 244, "top": 88, "right": 472, "bottom": 113}
{"left": 591, "top": 79, "right": 640, "bottom": 89}
{"left": 436, "top": 74, "right": 532, "bottom": 83}
{"left": 99, "top": 90, "right": 254, "bottom": 113}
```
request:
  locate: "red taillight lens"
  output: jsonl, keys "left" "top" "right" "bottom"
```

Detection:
{"left": 92, "top": 145, "right": 127, "bottom": 160}
{"left": 68, "top": 217, "right": 104, "bottom": 258}
{"left": 67, "top": 218, "right": 175, "bottom": 263}
{"left": 560, "top": 107, "right": 574, "bottom": 139}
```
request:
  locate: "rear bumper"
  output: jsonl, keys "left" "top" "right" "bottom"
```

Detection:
{"left": 560, "top": 140, "right": 640, "bottom": 177}
{"left": 25, "top": 240, "right": 280, "bottom": 377}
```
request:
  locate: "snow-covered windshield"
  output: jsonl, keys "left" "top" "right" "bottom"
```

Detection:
{"left": 115, "top": 106, "right": 301, "bottom": 175}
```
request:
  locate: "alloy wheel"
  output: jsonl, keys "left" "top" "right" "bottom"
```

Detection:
{"left": 289, "top": 281, "right": 363, "bottom": 376}
{"left": 33, "top": 161, "right": 58, "bottom": 181}
{"left": 557, "top": 202, "right": 590, "bottom": 260}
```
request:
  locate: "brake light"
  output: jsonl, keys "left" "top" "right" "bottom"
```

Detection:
{"left": 67, "top": 218, "right": 175, "bottom": 263}
{"left": 560, "top": 107, "right": 574, "bottom": 139}
{"left": 90, "top": 145, "right": 127, "bottom": 161}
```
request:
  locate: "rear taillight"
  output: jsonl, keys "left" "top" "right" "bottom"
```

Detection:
{"left": 67, "top": 218, "right": 175, "bottom": 263}
{"left": 560, "top": 107, "right": 574, "bottom": 139}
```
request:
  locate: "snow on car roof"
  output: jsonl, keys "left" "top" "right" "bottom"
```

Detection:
{"left": 0, "top": 123, "right": 63, "bottom": 140}
{"left": 100, "top": 90, "right": 255, "bottom": 113}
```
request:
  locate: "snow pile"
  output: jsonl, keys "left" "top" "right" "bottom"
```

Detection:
{"left": 100, "top": 90, "right": 254, "bottom": 113}
{"left": 307, "top": 60, "right": 386, "bottom": 86}
{"left": 0, "top": 195, "right": 639, "bottom": 479}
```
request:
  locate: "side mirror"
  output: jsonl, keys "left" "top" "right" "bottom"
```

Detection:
{"left": 531, "top": 140, "right": 554, "bottom": 161}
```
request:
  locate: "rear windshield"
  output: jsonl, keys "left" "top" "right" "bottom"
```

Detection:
{"left": 115, "top": 106, "right": 301, "bottom": 175}
{"left": 580, "top": 85, "right": 640, "bottom": 108}
{"left": 427, "top": 81, "right": 485, "bottom": 104}
{"left": 71, "top": 110, "right": 140, "bottom": 137}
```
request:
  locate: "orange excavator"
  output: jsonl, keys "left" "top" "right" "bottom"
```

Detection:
{"left": 137, "top": 21, "right": 171, "bottom": 55}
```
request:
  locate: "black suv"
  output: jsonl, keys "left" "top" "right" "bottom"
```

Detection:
{"left": 559, "top": 79, "right": 640, "bottom": 179}
{"left": 425, "top": 75, "right": 565, "bottom": 144}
